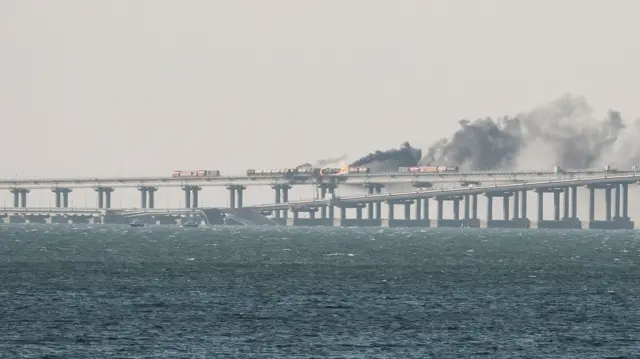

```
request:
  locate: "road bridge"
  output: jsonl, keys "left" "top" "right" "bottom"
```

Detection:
{"left": 1, "top": 169, "right": 636, "bottom": 211}
{"left": 1, "top": 174, "right": 638, "bottom": 230}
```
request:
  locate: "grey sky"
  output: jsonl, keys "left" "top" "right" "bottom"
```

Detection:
{"left": 1, "top": 0, "right": 639, "bottom": 208}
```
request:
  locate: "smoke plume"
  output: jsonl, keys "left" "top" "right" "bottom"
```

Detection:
{"left": 420, "top": 94, "right": 640, "bottom": 171}
{"left": 296, "top": 154, "right": 348, "bottom": 169}
{"left": 349, "top": 141, "right": 422, "bottom": 172}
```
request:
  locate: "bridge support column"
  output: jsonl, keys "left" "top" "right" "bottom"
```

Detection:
{"left": 51, "top": 188, "right": 71, "bottom": 208}
{"left": 11, "top": 189, "right": 19, "bottom": 208}
{"left": 472, "top": 194, "right": 478, "bottom": 219}
{"left": 356, "top": 207, "right": 363, "bottom": 220}
{"left": 569, "top": 186, "right": 577, "bottom": 219}
{"left": 605, "top": 186, "right": 612, "bottom": 221}
{"left": 537, "top": 190, "right": 544, "bottom": 222}
{"left": 622, "top": 183, "right": 629, "bottom": 219}
{"left": 452, "top": 198, "right": 460, "bottom": 220}
{"left": 423, "top": 198, "right": 430, "bottom": 221}
{"left": 404, "top": 202, "right": 411, "bottom": 220}
{"left": 486, "top": 194, "right": 493, "bottom": 221}
{"left": 95, "top": 188, "right": 104, "bottom": 209}
{"left": 588, "top": 187, "right": 595, "bottom": 222}
{"left": 272, "top": 184, "right": 291, "bottom": 219}
{"left": 10, "top": 188, "right": 29, "bottom": 208}
{"left": 521, "top": 190, "right": 527, "bottom": 218}
{"left": 53, "top": 189, "right": 62, "bottom": 208}
{"left": 415, "top": 198, "right": 422, "bottom": 220}
{"left": 436, "top": 199, "right": 444, "bottom": 220}
{"left": 226, "top": 185, "right": 246, "bottom": 209}
{"left": 374, "top": 184, "right": 383, "bottom": 221}
{"left": 104, "top": 188, "right": 113, "bottom": 209}
{"left": 463, "top": 195, "right": 470, "bottom": 219}
{"left": 585, "top": 183, "right": 633, "bottom": 229}
{"left": 191, "top": 187, "right": 201, "bottom": 208}
{"left": 147, "top": 187, "right": 156, "bottom": 209}
{"left": 366, "top": 185, "right": 375, "bottom": 219}
{"left": 513, "top": 191, "right": 519, "bottom": 219}
{"left": 553, "top": 190, "right": 561, "bottom": 221}
{"left": 387, "top": 202, "right": 394, "bottom": 220}
{"left": 319, "top": 185, "right": 327, "bottom": 219}
{"left": 282, "top": 185, "right": 290, "bottom": 219}
{"left": 61, "top": 188, "right": 71, "bottom": 208}
{"left": 139, "top": 188, "right": 148, "bottom": 209}
{"left": 273, "top": 185, "right": 282, "bottom": 219}
{"left": 237, "top": 186, "right": 244, "bottom": 208}
{"left": 137, "top": 186, "right": 157, "bottom": 209}
{"left": 94, "top": 187, "right": 113, "bottom": 209}
{"left": 614, "top": 184, "right": 622, "bottom": 220}
{"left": 20, "top": 190, "right": 27, "bottom": 208}
{"left": 502, "top": 194, "right": 510, "bottom": 220}
{"left": 182, "top": 186, "right": 192, "bottom": 209}
{"left": 562, "top": 188, "right": 569, "bottom": 219}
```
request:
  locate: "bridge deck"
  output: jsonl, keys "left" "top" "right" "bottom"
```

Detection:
{"left": 0, "top": 170, "right": 634, "bottom": 189}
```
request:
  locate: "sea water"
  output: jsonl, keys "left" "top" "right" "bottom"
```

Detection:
{"left": 1, "top": 225, "right": 639, "bottom": 358}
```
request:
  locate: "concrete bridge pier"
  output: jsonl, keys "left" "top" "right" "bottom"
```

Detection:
{"left": 382, "top": 199, "right": 426, "bottom": 227}
{"left": 432, "top": 196, "right": 474, "bottom": 228}
{"left": 10, "top": 188, "right": 29, "bottom": 208}
{"left": 318, "top": 185, "right": 328, "bottom": 219}
{"left": 271, "top": 184, "right": 292, "bottom": 225}
{"left": 182, "top": 186, "right": 192, "bottom": 208}
{"left": 94, "top": 187, "right": 114, "bottom": 209}
{"left": 485, "top": 191, "right": 530, "bottom": 228}
{"left": 147, "top": 187, "right": 156, "bottom": 209}
{"left": 535, "top": 188, "right": 581, "bottom": 229}
{"left": 181, "top": 186, "right": 201, "bottom": 208}
{"left": 139, "top": 187, "right": 148, "bottom": 209}
{"left": 587, "top": 183, "right": 634, "bottom": 229}
{"left": 52, "top": 188, "right": 72, "bottom": 208}
{"left": 364, "top": 183, "right": 385, "bottom": 222}
{"left": 317, "top": 183, "right": 338, "bottom": 222}
{"left": 337, "top": 204, "right": 373, "bottom": 227}
{"left": 138, "top": 186, "right": 157, "bottom": 209}
{"left": 226, "top": 185, "right": 246, "bottom": 209}
{"left": 192, "top": 187, "right": 201, "bottom": 208}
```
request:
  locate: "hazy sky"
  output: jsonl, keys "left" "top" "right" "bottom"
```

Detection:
{"left": 1, "top": 0, "right": 639, "bottom": 208}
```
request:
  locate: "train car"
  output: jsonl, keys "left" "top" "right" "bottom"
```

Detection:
{"left": 297, "top": 167, "right": 321, "bottom": 176}
{"left": 246, "top": 168, "right": 297, "bottom": 176}
{"left": 172, "top": 170, "right": 221, "bottom": 177}
{"left": 398, "top": 166, "right": 459, "bottom": 173}
{"left": 341, "top": 166, "right": 370, "bottom": 174}
{"left": 320, "top": 167, "right": 341, "bottom": 175}
{"left": 398, "top": 166, "right": 439, "bottom": 173}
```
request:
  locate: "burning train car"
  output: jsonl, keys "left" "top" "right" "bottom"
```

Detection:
{"left": 172, "top": 170, "right": 221, "bottom": 177}
{"left": 336, "top": 166, "right": 371, "bottom": 175}
{"left": 246, "top": 166, "right": 360, "bottom": 178}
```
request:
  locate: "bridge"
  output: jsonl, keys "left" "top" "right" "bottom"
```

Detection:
{"left": 0, "top": 169, "right": 632, "bottom": 189}
{"left": 1, "top": 173, "right": 638, "bottom": 230}
{"left": 0, "top": 168, "right": 636, "bottom": 211}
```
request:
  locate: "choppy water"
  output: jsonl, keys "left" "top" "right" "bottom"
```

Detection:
{"left": 1, "top": 225, "right": 639, "bottom": 358}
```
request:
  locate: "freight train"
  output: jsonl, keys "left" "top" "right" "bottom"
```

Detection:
{"left": 172, "top": 170, "right": 221, "bottom": 177}
{"left": 397, "top": 166, "right": 459, "bottom": 173}
{"left": 246, "top": 166, "right": 370, "bottom": 177}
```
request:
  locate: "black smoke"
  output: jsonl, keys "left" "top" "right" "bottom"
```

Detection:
{"left": 420, "top": 94, "right": 640, "bottom": 171}
{"left": 349, "top": 141, "right": 422, "bottom": 172}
